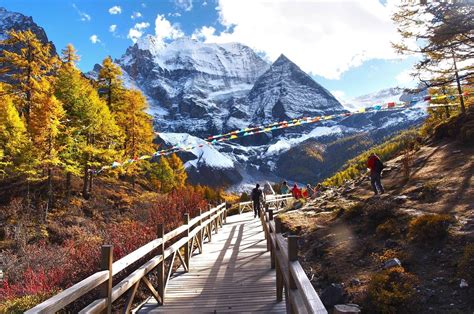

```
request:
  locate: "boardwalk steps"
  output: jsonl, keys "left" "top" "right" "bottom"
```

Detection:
{"left": 26, "top": 194, "right": 327, "bottom": 314}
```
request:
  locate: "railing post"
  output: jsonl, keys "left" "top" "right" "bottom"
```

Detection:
{"left": 288, "top": 235, "right": 299, "bottom": 314}
{"left": 275, "top": 218, "right": 283, "bottom": 302}
{"left": 157, "top": 223, "right": 165, "bottom": 304}
{"left": 198, "top": 209, "right": 203, "bottom": 254}
{"left": 184, "top": 213, "right": 190, "bottom": 271}
{"left": 269, "top": 210, "right": 275, "bottom": 269}
{"left": 100, "top": 245, "right": 113, "bottom": 314}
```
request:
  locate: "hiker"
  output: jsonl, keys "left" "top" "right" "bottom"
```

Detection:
{"left": 263, "top": 181, "right": 275, "bottom": 201}
{"left": 367, "top": 153, "right": 385, "bottom": 195}
{"left": 251, "top": 184, "right": 263, "bottom": 218}
{"left": 291, "top": 184, "right": 302, "bottom": 199}
{"left": 305, "top": 184, "right": 314, "bottom": 198}
{"left": 280, "top": 181, "right": 290, "bottom": 195}
{"left": 312, "top": 183, "right": 322, "bottom": 199}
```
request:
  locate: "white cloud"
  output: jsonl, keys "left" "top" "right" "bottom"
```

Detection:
{"left": 174, "top": 0, "right": 193, "bottom": 11}
{"left": 72, "top": 3, "right": 91, "bottom": 22}
{"left": 155, "top": 15, "right": 184, "bottom": 42}
{"left": 89, "top": 34, "right": 100, "bottom": 44}
{"left": 396, "top": 69, "right": 415, "bottom": 86}
{"left": 141, "top": 3, "right": 147, "bottom": 8}
{"left": 128, "top": 22, "right": 151, "bottom": 43}
{"left": 192, "top": 26, "right": 216, "bottom": 41}
{"left": 108, "top": 6, "right": 122, "bottom": 15}
{"left": 131, "top": 12, "right": 142, "bottom": 19}
{"left": 195, "top": 0, "right": 404, "bottom": 79}
{"left": 202, "top": 1, "right": 208, "bottom": 6}
{"left": 168, "top": 12, "right": 182, "bottom": 17}
{"left": 109, "top": 24, "right": 117, "bottom": 33}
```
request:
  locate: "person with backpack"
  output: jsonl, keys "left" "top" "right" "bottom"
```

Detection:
{"left": 367, "top": 153, "right": 385, "bottom": 195}
{"left": 280, "top": 181, "right": 290, "bottom": 195}
{"left": 251, "top": 184, "right": 263, "bottom": 218}
{"left": 291, "top": 184, "right": 303, "bottom": 199}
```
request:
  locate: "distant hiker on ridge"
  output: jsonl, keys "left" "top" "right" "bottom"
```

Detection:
{"left": 251, "top": 184, "right": 263, "bottom": 218}
{"left": 281, "top": 181, "right": 290, "bottom": 195}
{"left": 305, "top": 184, "right": 314, "bottom": 198}
{"left": 367, "top": 153, "right": 385, "bottom": 195}
{"left": 291, "top": 184, "right": 303, "bottom": 199}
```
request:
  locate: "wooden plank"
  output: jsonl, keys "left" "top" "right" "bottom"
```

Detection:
{"left": 137, "top": 212, "right": 285, "bottom": 314}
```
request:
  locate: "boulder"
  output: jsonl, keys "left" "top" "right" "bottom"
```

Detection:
{"left": 383, "top": 258, "right": 402, "bottom": 269}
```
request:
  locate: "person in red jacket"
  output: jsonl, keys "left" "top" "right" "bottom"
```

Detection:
{"left": 291, "top": 184, "right": 303, "bottom": 199}
{"left": 367, "top": 153, "right": 385, "bottom": 195}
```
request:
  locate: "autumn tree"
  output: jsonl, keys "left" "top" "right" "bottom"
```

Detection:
{"left": 113, "top": 90, "right": 155, "bottom": 187}
{"left": 145, "top": 157, "right": 175, "bottom": 193}
{"left": 167, "top": 153, "right": 187, "bottom": 189}
{"left": 98, "top": 56, "right": 124, "bottom": 111}
{"left": 392, "top": 1, "right": 474, "bottom": 113}
{"left": 0, "top": 83, "right": 33, "bottom": 177}
{"left": 0, "top": 30, "right": 60, "bottom": 128}
{"left": 55, "top": 45, "right": 122, "bottom": 198}
{"left": 29, "top": 78, "right": 65, "bottom": 210}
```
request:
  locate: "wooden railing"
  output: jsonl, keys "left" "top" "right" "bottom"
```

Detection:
{"left": 239, "top": 193, "right": 293, "bottom": 214}
{"left": 26, "top": 203, "right": 228, "bottom": 314}
{"left": 259, "top": 195, "right": 327, "bottom": 314}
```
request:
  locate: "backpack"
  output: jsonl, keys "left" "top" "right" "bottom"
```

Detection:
{"left": 375, "top": 158, "right": 384, "bottom": 172}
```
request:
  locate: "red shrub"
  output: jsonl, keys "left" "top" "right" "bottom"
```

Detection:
{"left": 148, "top": 187, "right": 208, "bottom": 231}
{"left": 104, "top": 221, "right": 155, "bottom": 260}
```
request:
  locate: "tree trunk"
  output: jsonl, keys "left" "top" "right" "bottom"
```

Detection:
{"left": 66, "top": 172, "right": 72, "bottom": 201}
{"left": 452, "top": 52, "right": 465, "bottom": 114}
{"left": 83, "top": 165, "right": 89, "bottom": 199}
{"left": 47, "top": 167, "right": 53, "bottom": 216}
{"left": 89, "top": 171, "right": 93, "bottom": 193}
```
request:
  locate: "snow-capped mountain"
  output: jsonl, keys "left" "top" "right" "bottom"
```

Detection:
{"left": 109, "top": 36, "right": 428, "bottom": 188}
{"left": 116, "top": 35, "right": 269, "bottom": 135}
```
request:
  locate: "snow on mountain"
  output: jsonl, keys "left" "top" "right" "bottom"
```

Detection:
{"left": 264, "top": 125, "right": 345, "bottom": 157}
{"left": 116, "top": 35, "right": 270, "bottom": 136}
{"left": 343, "top": 87, "right": 404, "bottom": 111}
{"left": 158, "top": 133, "right": 234, "bottom": 169}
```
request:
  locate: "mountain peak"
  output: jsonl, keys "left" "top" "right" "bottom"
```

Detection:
{"left": 274, "top": 54, "right": 291, "bottom": 64}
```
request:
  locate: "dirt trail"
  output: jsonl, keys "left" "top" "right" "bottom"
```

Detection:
{"left": 278, "top": 139, "right": 474, "bottom": 313}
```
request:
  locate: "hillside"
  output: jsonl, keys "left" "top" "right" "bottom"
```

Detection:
{"left": 277, "top": 109, "right": 474, "bottom": 312}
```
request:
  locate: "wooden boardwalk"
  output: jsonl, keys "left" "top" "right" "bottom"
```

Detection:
{"left": 137, "top": 211, "right": 286, "bottom": 313}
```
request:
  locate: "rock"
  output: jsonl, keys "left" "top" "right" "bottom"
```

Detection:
{"left": 460, "top": 279, "right": 469, "bottom": 288}
{"left": 384, "top": 239, "right": 399, "bottom": 249}
{"left": 383, "top": 258, "right": 402, "bottom": 269}
{"left": 334, "top": 304, "right": 361, "bottom": 314}
{"left": 393, "top": 195, "right": 408, "bottom": 204}
{"left": 321, "top": 283, "right": 346, "bottom": 307}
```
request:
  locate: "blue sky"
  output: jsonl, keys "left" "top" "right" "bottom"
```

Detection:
{"left": 0, "top": 0, "right": 418, "bottom": 100}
